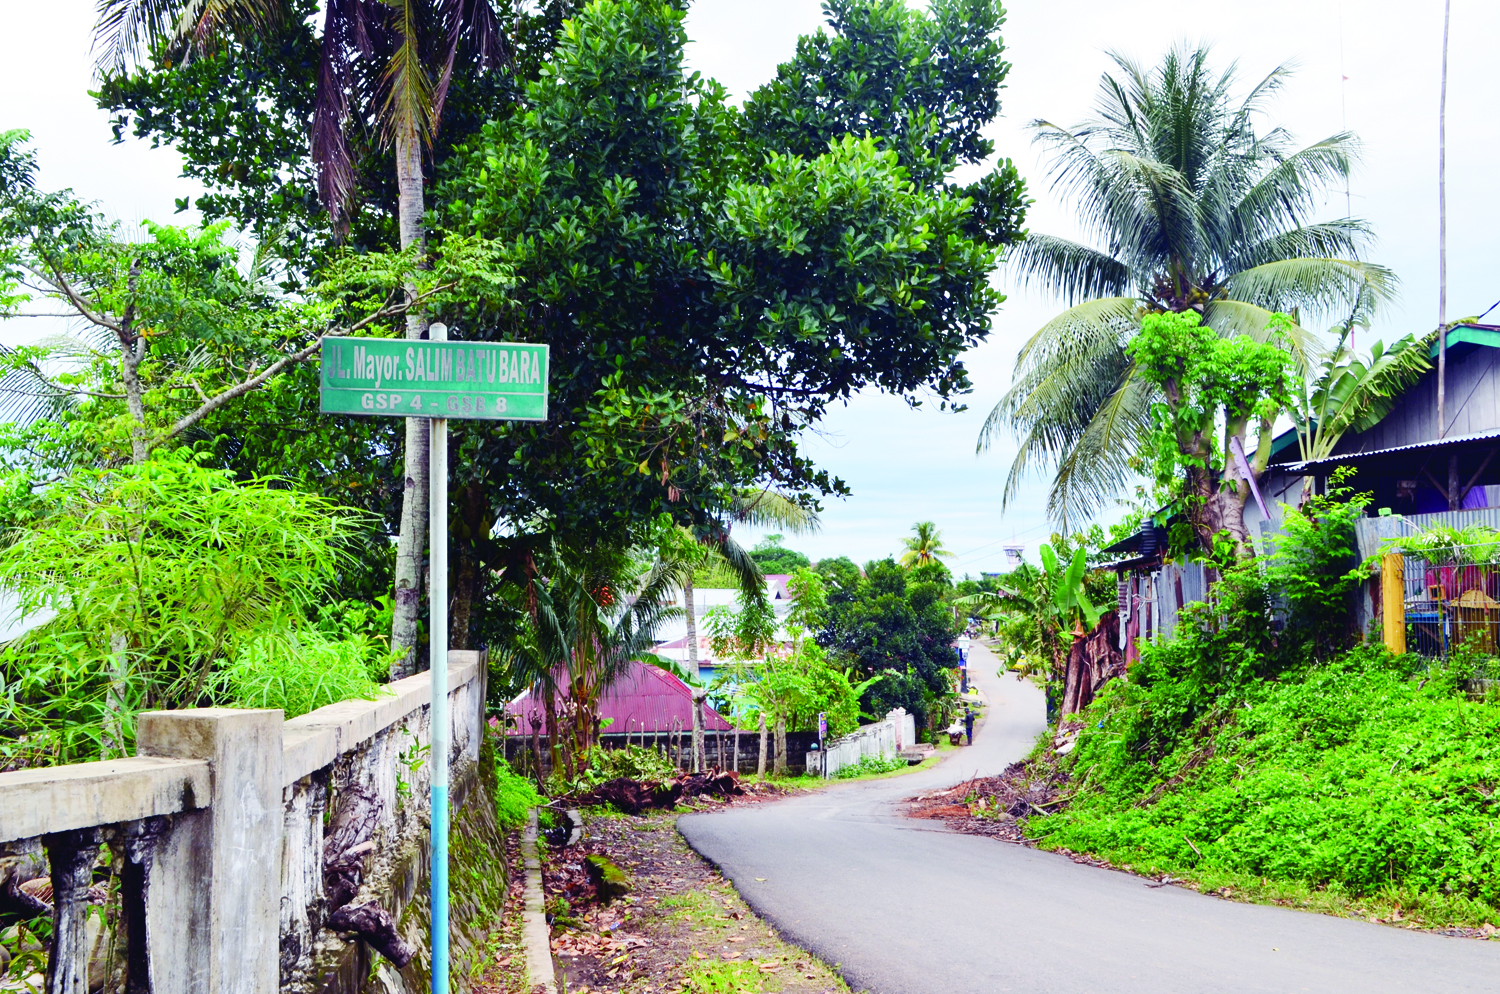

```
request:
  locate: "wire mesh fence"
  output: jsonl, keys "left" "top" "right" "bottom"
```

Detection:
{"left": 1400, "top": 550, "right": 1500, "bottom": 661}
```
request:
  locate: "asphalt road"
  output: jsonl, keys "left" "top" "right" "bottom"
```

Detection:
{"left": 678, "top": 643, "right": 1500, "bottom": 993}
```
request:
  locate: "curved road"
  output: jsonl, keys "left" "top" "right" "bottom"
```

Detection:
{"left": 679, "top": 643, "right": 1500, "bottom": 993}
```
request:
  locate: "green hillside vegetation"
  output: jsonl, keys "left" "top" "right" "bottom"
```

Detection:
{"left": 1032, "top": 647, "right": 1500, "bottom": 926}
{"left": 1007, "top": 486, "right": 1500, "bottom": 927}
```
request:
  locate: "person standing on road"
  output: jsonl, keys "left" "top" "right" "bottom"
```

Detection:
{"left": 963, "top": 707, "right": 975, "bottom": 745}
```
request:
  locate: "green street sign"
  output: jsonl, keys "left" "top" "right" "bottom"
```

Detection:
{"left": 320, "top": 336, "right": 548, "bottom": 420}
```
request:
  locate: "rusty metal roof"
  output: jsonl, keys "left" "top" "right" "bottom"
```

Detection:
{"left": 503, "top": 660, "right": 734, "bottom": 736}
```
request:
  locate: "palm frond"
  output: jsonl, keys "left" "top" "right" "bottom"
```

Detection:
{"left": 1040, "top": 373, "right": 1153, "bottom": 527}
{"left": 379, "top": 0, "right": 437, "bottom": 150}
{"left": 713, "top": 536, "right": 767, "bottom": 606}
{"left": 1003, "top": 234, "right": 1131, "bottom": 305}
{"left": 1228, "top": 220, "right": 1372, "bottom": 273}
{"left": 730, "top": 489, "right": 820, "bottom": 534}
{"left": 1228, "top": 133, "right": 1360, "bottom": 246}
{"left": 982, "top": 297, "right": 1139, "bottom": 457}
{"left": 92, "top": 0, "right": 282, "bottom": 72}
{"left": 0, "top": 355, "right": 78, "bottom": 428}
{"left": 431, "top": 0, "right": 506, "bottom": 123}
{"left": 1224, "top": 258, "right": 1399, "bottom": 326}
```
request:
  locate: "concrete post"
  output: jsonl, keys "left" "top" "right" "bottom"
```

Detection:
{"left": 136, "top": 708, "right": 283, "bottom": 994}
{"left": 1382, "top": 553, "right": 1407, "bottom": 655}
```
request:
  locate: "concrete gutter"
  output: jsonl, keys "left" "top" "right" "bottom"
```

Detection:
{"left": 521, "top": 808, "right": 557, "bottom": 994}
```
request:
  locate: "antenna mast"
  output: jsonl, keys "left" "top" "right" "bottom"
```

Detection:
{"left": 1437, "top": 0, "right": 1450, "bottom": 440}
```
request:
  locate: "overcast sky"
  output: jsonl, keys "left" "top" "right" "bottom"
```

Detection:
{"left": 2, "top": 1, "right": 1497, "bottom": 575}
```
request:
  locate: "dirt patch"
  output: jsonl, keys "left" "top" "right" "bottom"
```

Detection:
{"left": 532, "top": 799, "right": 848, "bottom": 994}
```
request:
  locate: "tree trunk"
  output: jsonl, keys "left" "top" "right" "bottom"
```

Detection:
{"left": 389, "top": 126, "right": 431, "bottom": 679}
{"left": 529, "top": 709, "right": 544, "bottom": 789}
{"left": 732, "top": 725, "right": 740, "bottom": 774}
{"left": 690, "top": 690, "right": 706, "bottom": 773}
{"left": 684, "top": 574, "right": 698, "bottom": 681}
{"left": 116, "top": 260, "right": 151, "bottom": 465}
{"left": 1060, "top": 635, "right": 1086, "bottom": 717}
{"left": 542, "top": 687, "right": 560, "bottom": 784}
{"left": 757, "top": 713, "right": 767, "bottom": 778}
{"left": 773, "top": 715, "right": 787, "bottom": 777}
{"left": 1188, "top": 465, "right": 1254, "bottom": 561}
{"left": 450, "top": 481, "right": 485, "bottom": 650}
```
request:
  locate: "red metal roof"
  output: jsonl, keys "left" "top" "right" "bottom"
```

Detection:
{"left": 503, "top": 660, "right": 734, "bottom": 735}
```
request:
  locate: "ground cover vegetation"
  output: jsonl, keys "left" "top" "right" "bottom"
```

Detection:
{"left": 522, "top": 807, "right": 849, "bottom": 994}
{"left": 0, "top": 0, "right": 1020, "bottom": 772}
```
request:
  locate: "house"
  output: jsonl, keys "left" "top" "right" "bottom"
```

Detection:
{"left": 1270, "top": 322, "right": 1500, "bottom": 518}
{"left": 502, "top": 659, "right": 734, "bottom": 739}
{"left": 651, "top": 573, "right": 797, "bottom": 682}
{"left": 1106, "top": 322, "right": 1500, "bottom": 663}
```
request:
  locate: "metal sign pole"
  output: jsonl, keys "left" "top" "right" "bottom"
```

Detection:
{"left": 317, "top": 324, "right": 548, "bottom": 994}
{"left": 428, "top": 323, "right": 450, "bottom": 994}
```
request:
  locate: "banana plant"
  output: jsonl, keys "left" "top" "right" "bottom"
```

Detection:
{"left": 1038, "top": 544, "right": 1102, "bottom": 640}
{"left": 1288, "top": 320, "right": 1432, "bottom": 499}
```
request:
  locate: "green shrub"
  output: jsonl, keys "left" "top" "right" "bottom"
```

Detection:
{"left": 1030, "top": 646, "right": 1500, "bottom": 922}
{"left": 834, "top": 753, "right": 906, "bottom": 778}
{"left": 493, "top": 755, "right": 544, "bottom": 829}
{"left": 221, "top": 630, "right": 387, "bottom": 718}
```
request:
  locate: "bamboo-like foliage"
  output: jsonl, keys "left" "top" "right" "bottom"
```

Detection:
{"left": 981, "top": 45, "right": 1398, "bottom": 524}
{"left": 0, "top": 452, "right": 366, "bottom": 767}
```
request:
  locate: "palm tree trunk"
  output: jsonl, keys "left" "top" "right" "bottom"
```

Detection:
{"left": 757, "top": 713, "right": 767, "bottom": 778}
{"left": 529, "top": 707, "right": 544, "bottom": 791}
{"left": 691, "top": 690, "right": 705, "bottom": 773}
{"left": 390, "top": 125, "right": 431, "bottom": 678}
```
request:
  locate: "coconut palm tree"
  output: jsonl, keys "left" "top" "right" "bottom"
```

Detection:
{"left": 93, "top": 0, "right": 506, "bottom": 676}
{"left": 978, "top": 45, "right": 1396, "bottom": 525}
{"left": 899, "top": 521, "right": 952, "bottom": 568}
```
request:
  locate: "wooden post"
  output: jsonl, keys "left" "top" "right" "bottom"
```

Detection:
{"left": 1383, "top": 553, "right": 1406, "bottom": 655}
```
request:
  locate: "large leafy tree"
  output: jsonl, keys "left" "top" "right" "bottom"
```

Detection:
{"left": 437, "top": 0, "right": 1024, "bottom": 609}
{"left": 1128, "top": 310, "right": 1294, "bottom": 558}
{"left": 817, "top": 558, "right": 958, "bottom": 728}
{"left": 979, "top": 46, "right": 1395, "bottom": 526}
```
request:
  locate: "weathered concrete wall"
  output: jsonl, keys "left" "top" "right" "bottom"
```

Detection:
{"left": 819, "top": 710, "right": 908, "bottom": 778}
{"left": 0, "top": 651, "right": 505, "bottom": 994}
{"left": 277, "top": 653, "right": 492, "bottom": 994}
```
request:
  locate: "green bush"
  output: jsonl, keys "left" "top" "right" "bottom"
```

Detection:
{"left": 834, "top": 753, "right": 907, "bottom": 778}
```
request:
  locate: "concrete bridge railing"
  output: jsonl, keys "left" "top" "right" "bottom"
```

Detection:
{"left": 0, "top": 650, "right": 487, "bottom": 994}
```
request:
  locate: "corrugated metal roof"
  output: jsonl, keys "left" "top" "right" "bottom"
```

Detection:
{"left": 503, "top": 659, "right": 734, "bottom": 736}
{"left": 1285, "top": 427, "right": 1500, "bottom": 472}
